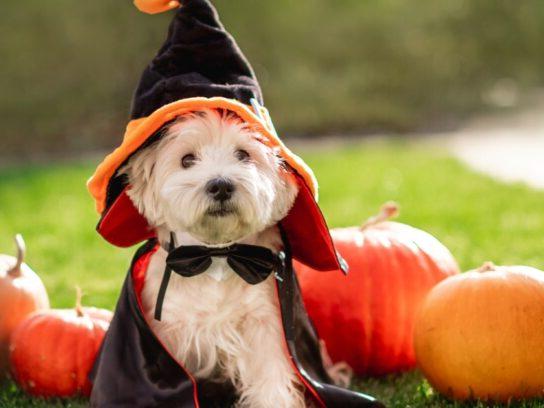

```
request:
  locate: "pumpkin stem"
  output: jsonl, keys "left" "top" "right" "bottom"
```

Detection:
{"left": 7, "top": 234, "right": 25, "bottom": 277}
{"left": 360, "top": 201, "right": 400, "bottom": 230}
{"left": 478, "top": 261, "right": 497, "bottom": 272}
{"left": 75, "top": 286, "right": 85, "bottom": 317}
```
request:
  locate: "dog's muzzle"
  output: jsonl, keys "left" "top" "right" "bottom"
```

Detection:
{"left": 206, "top": 178, "right": 235, "bottom": 202}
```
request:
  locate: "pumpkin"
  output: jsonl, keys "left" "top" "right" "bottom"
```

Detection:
{"left": 0, "top": 235, "right": 49, "bottom": 379}
{"left": 9, "top": 288, "right": 112, "bottom": 397}
{"left": 414, "top": 262, "right": 544, "bottom": 402}
{"left": 295, "top": 202, "right": 460, "bottom": 376}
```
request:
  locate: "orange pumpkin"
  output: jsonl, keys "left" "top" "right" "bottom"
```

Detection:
{"left": 296, "top": 202, "right": 459, "bottom": 376}
{"left": 0, "top": 235, "right": 49, "bottom": 379}
{"left": 9, "top": 288, "right": 112, "bottom": 397}
{"left": 414, "top": 262, "right": 544, "bottom": 402}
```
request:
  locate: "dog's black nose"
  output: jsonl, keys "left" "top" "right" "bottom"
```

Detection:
{"left": 206, "top": 178, "right": 235, "bottom": 202}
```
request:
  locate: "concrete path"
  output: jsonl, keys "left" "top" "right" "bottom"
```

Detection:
{"left": 289, "top": 91, "right": 544, "bottom": 191}
{"left": 441, "top": 92, "right": 544, "bottom": 190}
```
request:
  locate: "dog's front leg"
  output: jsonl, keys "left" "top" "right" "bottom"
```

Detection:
{"left": 234, "top": 314, "right": 306, "bottom": 408}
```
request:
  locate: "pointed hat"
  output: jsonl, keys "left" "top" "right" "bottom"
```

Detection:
{"left": 88, "top": 0, "right": 345, "bottom": 273}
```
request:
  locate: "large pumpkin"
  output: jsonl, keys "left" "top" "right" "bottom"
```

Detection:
{"left": 9, "top": 288, "right": 112, "bottom": 397}
{"left": 0, "top": 235, "right": 49, "bottom": 379}
{"left": 414, "top": 262, "right": 544, "bottom": 402}
{"left": 295, "top": 203, "right": 459, "bottom": 376}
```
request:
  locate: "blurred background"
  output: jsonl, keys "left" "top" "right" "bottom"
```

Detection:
{"left": 2, "top": 0, "right": 544, "bottom": 157}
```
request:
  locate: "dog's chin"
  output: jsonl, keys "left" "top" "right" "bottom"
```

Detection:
{"left": 206, "top": 205, "right": 237, "bottom": 218}
{"left": 187, "top": 205, "right": 255, "bottom": 245}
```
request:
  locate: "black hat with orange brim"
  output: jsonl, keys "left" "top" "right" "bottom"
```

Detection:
{"left": 87, "top": 0, "right": 347, "bottom": 274}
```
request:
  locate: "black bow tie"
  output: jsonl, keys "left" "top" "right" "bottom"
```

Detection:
{"left": 166, "top": 244, "right": 281, "bottom": 284}
{"left": 154, "top": 236, "right": 284, "bottom": 321}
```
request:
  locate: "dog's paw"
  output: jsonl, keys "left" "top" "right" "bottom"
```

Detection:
{"left": 319, "top": 339, "right": 353, "bottom": 388}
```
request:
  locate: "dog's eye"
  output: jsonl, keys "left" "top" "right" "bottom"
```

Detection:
{"left": 181, "top": 154, "right": 197, "bottom": 169}
{"left": 235, "top": 149, "right": 250, "bottom": 161}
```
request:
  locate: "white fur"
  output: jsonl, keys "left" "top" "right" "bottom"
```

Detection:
{"left": 122, "top": 110, "right": 305, "bottom": 407}
{"left": 123, "top": 110, "right": 297, "bottom": 245}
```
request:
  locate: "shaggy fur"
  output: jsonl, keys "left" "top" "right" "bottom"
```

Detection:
{"left": 121, "top": 110, "right": 306, "bottom": 407}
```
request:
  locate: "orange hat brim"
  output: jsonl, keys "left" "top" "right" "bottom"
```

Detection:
{"left": 87, "top": 97, "right": 318, "bottom": 214}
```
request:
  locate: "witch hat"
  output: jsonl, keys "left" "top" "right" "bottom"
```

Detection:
{"left": 131, "top": 0, "right": 263, "bottom": 118}
{"left": 87, "top": 0, "right": 346, "bottom": 274}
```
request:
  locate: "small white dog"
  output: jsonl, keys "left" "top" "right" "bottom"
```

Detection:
{"left": 121, "top": 109, "right": 306, "bottom": 407}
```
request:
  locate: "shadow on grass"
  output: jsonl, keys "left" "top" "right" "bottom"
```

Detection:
{"left": 356, "top": 371, "right": 544, "bottom": 408}
{"left": 0, "top": 381, "right": 86, "bottom": 408}
{"left": 3, "top": 371, "right": 544, "bottom": 408}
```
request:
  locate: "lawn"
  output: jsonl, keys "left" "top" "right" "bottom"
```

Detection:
{"left": 1, "top": 140, "right": 543, "bottom": 407}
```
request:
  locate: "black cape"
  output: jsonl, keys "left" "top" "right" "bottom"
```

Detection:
{"left": 90, "top": 239, "right": 384, "bottom": 407}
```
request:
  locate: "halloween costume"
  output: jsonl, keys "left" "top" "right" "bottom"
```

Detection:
{"left": 88, "top": 0, "right": 383, "bottom": 406}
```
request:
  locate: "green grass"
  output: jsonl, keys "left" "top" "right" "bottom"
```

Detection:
{"left": 1, "top": 141, "right": 543, "bottom": 407}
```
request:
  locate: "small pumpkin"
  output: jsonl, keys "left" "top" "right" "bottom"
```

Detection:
{"left": 0, "top": 235, "right": 49, "bottom": 379}
{"left": 414, "top": 262, "right": 544, "bottom": 402}
{"left": 9, "top": 288, "right": 112, "bottom": 397}
{"left": 296, "top": 202, "right": 459, "bottom": 376}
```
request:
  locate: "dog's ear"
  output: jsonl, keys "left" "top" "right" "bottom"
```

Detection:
{"left": 273, "top": 147, "right": 290, "bottom": 172}
{"left": 270, "top": 147, "right": 299, "bottom": 223}
{"left": 118, "top": 145, "right": 163, "bottom": 226}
